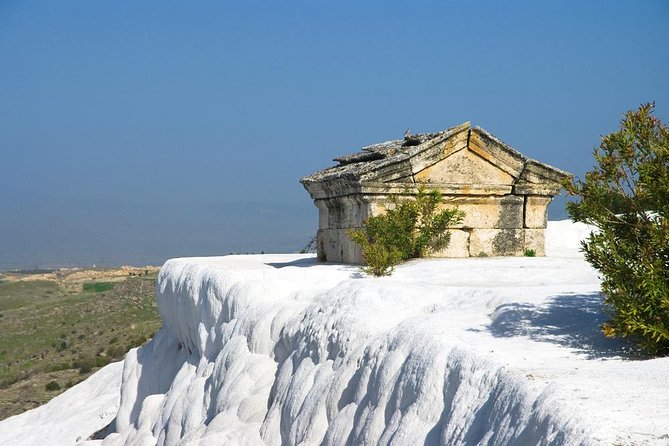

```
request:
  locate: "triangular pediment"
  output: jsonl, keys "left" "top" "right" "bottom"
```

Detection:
{"left": 410, "top": 127, "right": 526, "bottom": 186}
{"left": 301, "top": 122, "right": 571, "bottom": 200}
{"left": 414, "top": 146, "right": 515, "bottom": 185}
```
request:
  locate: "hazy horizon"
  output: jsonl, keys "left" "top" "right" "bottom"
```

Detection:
{"left": 0, "top": 196, "right": 569, "bottom": 271}
{"left": 2, "top": 1, "right": 667, "bottom": 270}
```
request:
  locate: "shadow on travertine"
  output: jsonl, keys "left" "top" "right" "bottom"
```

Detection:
{"left": 265, "top": 258, "right": 363, "bottom": 277}
{"left": 265, "top": 257, "right": 319, "bottom": 268}
{"left": 487, "top": 293, "right": 647, "bottom": 360}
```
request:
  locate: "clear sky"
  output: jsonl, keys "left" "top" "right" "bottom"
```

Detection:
{"left": 1, "top": 1, "right": 668, "bottom": 269}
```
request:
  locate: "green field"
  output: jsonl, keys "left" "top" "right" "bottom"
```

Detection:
{"left": 0, "top": 269, "right": 162, "bottom": 420}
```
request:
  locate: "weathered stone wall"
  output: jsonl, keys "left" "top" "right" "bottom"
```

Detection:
{"left": 315, "top": 192, "right": 553, "bottom": 263}
{"left": 315, "top": 195, "right": 378, "bottom": 264}
{"left": 303, "top": 123, "right": 570, "bottom": 264}
{"left": 317, "top": 228, "right": 362, "bottom": 264}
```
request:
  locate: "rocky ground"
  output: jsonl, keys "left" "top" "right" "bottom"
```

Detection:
{"left": 0, "top": 266, "right": 162, "bottom": 420}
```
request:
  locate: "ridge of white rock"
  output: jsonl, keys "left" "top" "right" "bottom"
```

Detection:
{"left": 101, "top": 221, "right": 668, "bottom": 445}
{"left": 1, "top": 220, "right": 667, "bottom": 445}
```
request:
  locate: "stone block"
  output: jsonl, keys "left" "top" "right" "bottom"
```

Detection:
{"left": 469, "top": 229, "right": 525, "bottom": 256}
{"left": 315, "top": 200, "right": 329, "bottom": 229}
{"left": 318, "top": 228, "right": 363, "bottom": 264}
{"left": 430, "top": 229, "right": 470, "bottom": 258}
{"left": 317, "top": 196, "right": 374, "bottom": 229}
{"left": 524, "top": 196, "right": 551, "bottom": 229}
{"left": 523, "top": 229, "right": 545, "bottom": 256}
{"left": 437, "top": 195, "right": 524, "bottom": 229}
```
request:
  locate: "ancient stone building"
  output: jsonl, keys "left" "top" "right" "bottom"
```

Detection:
{"left": 301, "top": 122, "right": 571, "bottom": 263}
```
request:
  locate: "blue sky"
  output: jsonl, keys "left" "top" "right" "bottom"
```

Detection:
{"left": 1, "top": 1, "right": 668, "bottom": 269}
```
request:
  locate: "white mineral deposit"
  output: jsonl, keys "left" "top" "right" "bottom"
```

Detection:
{"left": 1, "top": 220, "right": 667, "bottom": 446}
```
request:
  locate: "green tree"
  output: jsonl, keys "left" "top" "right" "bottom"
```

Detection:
{"left": 565, "top": 103, "right": 669, "bottom": 355}
{"left": 348, "top": 187, "right": 465, "bottom": 276}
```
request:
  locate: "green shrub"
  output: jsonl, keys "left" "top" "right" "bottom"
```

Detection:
{"left": 73, "top": 357, "right": 95, "bottom": 374}
{"left": 565, "top": 103, "right": 669, "bottom": 355}
{"left": 83, "top": 282, "right": 114, "bottom": 293}
{"left": 95, "top": 356, "right": 110, "bottom": 367}
{"left": 106, "top": 344, "right": 126, "bottom": 359}
{"left": 44, "top": 361, "right": 70, "bottom": 373}
{"left": 524, "top": 248, "right": 536, "bottom": 257}
{"left": 45, "top": 380, "right": 61, "bottom": 391}
{"left": 346, "top": 238, "right": 402, "bottom": 277}
{"left": 348, "top": 187, "right": 465, "bottom": 276}
{"left": 131, "top": 334, "right": 148, "bottom": 346}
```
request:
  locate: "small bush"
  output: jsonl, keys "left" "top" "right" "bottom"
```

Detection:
{"left": 524, "top": 249, "right": 536, "bottom": 257}
{"left": 83, "top": 282, "right": 114, "bottom": 293}
{"left": 565, "top": 103, "right": 669, "bottom": 355}
{"left": 347, "top": 239, "right": 402, "bottom": 277}
{"left": 348, "top": 187, "right": 465, "bottom": 276}
{"left": 131, "top": 335, "right": 148, "bottom": 346}
{"left": 44, "top": 362, "right": 70, "bottom": 373}
{"left": 45, "top": 380, "right": 61, "bottom": 391}
{"left": 95, "top": 356, "right": 111, "bottom": 367}
{"left": 106, "top": 344, "right": 126, "bottom": 359}
{"left": 73, "top": 357, "right": 95, "bottom": 374}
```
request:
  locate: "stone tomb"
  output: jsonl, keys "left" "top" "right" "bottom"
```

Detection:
{"left": 301, "top": 122, "right": 571, "bottom": 263}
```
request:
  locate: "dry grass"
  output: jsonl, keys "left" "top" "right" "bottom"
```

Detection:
{"left": 0, "top": 267, "right": 162, "bottom": 420}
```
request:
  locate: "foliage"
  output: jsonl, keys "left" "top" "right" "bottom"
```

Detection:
{"left": 565, "top": 103, "right": 669, "bottom": 355}
{"left": 44, "top": 380, "right": 61, "bottom": 391}
{"left": 348, "top": 187, "right": 465, "bottom": 276}
{"left": 83, "top": 282, "right": 115, "bottom": 293}
{"left": 346, "top": 236, "right": 402, "bottom": 277}
{"left": 105, "top": 344, "right": 126, "bottom": 359}
{"left": 524, "top": 249, "right": 536, "bottom": 257}
{"left": 73, "top": 357, "right": 95, "bottom": 374}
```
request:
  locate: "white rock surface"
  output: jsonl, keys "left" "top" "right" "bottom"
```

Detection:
{"left": 1, "top": 220, "right": 667, "bottom": 445}
{"left": 0, "top": 361, "right": 122, "bottom": 445}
